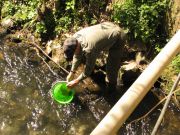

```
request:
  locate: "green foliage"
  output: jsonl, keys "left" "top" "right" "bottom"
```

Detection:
{"left": 90, "top": 19, "right": 98, "bottom": 25}
{"left": 1, "top": 1, "right": 16, "bottom": 17}
{"left": 1, "top": 0, "right": 39, "bottom": 26}
{"left": 65, "top": 0, "right": 75, "bottom": 10}
{"left": 55, "top": 16, "right": 72, "bottom": 35}
{"left": 54, "top": 0, "right": 102, "bottom": 34}
{"left": 171, "top": 54, "right": 180, "bottom": 74}
{"left": 2, "top": 0, "right": 170, "bottom": 44}
{"left": 1, "top": 0, "right": 109, "bottom": 40}
{"left": 112, "top": 1, "right": 138, "bottom": 38}
{"left": 161, "top": 54, "right": 180, "bottom": 93}
{"left": 112, "top": 0, "right": 169, "bottom": 47}
{"left": 14, "top": 5, "right": 37, "bottom": 25}
{"left": 54, "top": 0, "right": 76, "bottom": 34}
{"left": 1, "top": 0, "right": 108, "bottom": 40}
{"left": 35, "top": 22, "right": 47, "bottom": 34}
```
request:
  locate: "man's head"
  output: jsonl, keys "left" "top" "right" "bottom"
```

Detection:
{"left": 63, "top": 37, "right": 77, "bottom": 61}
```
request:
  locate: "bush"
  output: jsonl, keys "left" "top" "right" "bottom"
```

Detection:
{"left": 1, "top": 1, "right": 16, "bottom": 17}
{"left": 161, "top": 54, "right": 180, "bottom": 93}
{"left": 112, "top": 0, "right": 169, "bottom": 48}
{"left": 171, "top": 54, "right": 180, "bottom": 74}
{"left": 1, "top": 0, "right": 38, "bottom": 27}
{"left": 1, "top": 0, "right": 109, "bottom": 41}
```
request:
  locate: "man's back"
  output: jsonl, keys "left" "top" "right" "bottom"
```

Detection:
{"left": 73, "top": 22, "right": 122, "bottom": 52}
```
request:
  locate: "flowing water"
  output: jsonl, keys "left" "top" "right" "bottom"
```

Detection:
{"left": 0, "top": 34, "right": 180, "bottom": 135}
{"left": 0, "top": 38, "right": 98, "bottom": 135}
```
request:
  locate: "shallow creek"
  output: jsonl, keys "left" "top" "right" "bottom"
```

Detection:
{"left": 0, "top": 36, "right": 180, "bottom": 135}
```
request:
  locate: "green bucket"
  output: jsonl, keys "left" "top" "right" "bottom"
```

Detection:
{"left": 51, "top": 81, "right": 75, "bottom": 104}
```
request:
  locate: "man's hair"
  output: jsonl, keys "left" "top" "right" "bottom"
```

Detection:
{"left": 63, "top": 37, "right": 77, "bottom": 61}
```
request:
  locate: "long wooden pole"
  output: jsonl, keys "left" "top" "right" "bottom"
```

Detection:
{"left": 91, "top": 30, "right": 180, "bottom": 135}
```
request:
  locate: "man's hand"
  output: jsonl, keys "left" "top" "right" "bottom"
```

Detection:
{"left": 67, "top": 79, "right": 80, "bottom": 88}
{"left": 66, "top": 72, "right": 74, "bottom": 82}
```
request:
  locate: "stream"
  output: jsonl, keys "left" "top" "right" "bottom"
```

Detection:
{"left": 0, "top": 34, "right": 180, "bottom": 135}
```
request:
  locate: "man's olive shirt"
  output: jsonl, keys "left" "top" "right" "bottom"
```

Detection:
{"left": 72, "top": 22, "right": 125, "bottom": 81}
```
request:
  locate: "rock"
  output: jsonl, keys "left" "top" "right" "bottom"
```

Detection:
{"left": 0, "top": 27, "right": 8, "bottom": 38}
{"left": 135, "top": 51, "right": 146, "bottom": 64}
{"left": 52, "top": 46, "right": 62, "bottom": 64}
{"left": 45, "top": 40, "right": 53, "bottom": 54}
{"left": 121, "top": 69, "right": 141, "bottom": 86}
{"left": 1, "top": 18, "right": 14, "bottom": 28}
{"left": 121, "top": 61, "right": 138, "bottom": 71}
{"left": 44, "top": 40, "right": 63, "bottom": 64}
{"left": 127, "top": 40, "right": 147, "bottom": 52}
{"left": 26, "top": 48, "right": 42, "bottom": 66}
{"left": 0, "top": 51, "right": 4, "bottom": 60}
{"left": 119, "top": 60, "right": 143, "bottom": 87}
{"left": 11, "top": 36, "right": 22, "bottom": 43}
{"left": 77, "top": 90, "right": 112, "bottom": 121}
{"left": 72, "top": 65, "right": 102, "bottom": 93}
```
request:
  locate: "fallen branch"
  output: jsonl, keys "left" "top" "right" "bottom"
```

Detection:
{"left": 34, "top": 47, "right": 58, "bottom": 77}
{"left": 172, "top": 93, "right": 180, "bottom": 110}
{"left": 151, "top": 73, "right": 180, "bottom": 135}
{"left": 128, "top": 88, "right": 180, "bottom": 125}
{"left": 26, "top": 41, "right": 69, "bottom": 74}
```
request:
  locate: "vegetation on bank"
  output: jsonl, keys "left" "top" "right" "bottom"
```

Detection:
{"left": 0, "top": 0, "right": 179, "bottom": 92}
{"left": 1, "top": 0, "right": 170, "bottom": 46}
{"left": 112, "top": 0, "right": 170, "bottom": 49}
{"left": 1, "top": 0, "right": 108, "bottom": 41}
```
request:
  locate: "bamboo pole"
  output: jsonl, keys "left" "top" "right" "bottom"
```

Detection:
{"left": 91, "top": 30, "right": 180, "bottom": 135}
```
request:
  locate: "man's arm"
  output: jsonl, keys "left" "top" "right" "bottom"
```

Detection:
{"left": 67, "top": 50, "right": 98, "bottom": 87}
{"left": 71, "top": 54, "right": 82, "bottom": 72}
{"left": 66, "top": 54, "right": 82, "bottom": 82}
{"left": 77, "top": 51, "right": 97, "bottom": 81}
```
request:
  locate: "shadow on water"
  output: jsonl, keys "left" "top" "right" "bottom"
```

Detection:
{"left": 0, "top": 36, "right": 180, "bottom": 135}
